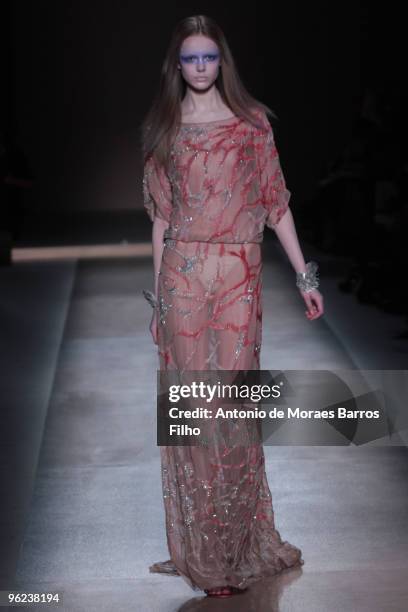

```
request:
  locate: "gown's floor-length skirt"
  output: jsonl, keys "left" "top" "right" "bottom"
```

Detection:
{"left": 150, "top": 239, "right": 304, "bottom": 591}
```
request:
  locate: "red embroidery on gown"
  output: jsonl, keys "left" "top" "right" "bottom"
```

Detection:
{"left": 143, "top": 109, "right": 303, "bottom": 591}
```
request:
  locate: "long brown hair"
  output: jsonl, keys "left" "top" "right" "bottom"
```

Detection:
{"left": 140, "top": 14, "right": 276, "bottom": 169}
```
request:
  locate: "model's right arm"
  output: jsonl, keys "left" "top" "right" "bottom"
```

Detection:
{"left": 152, "top": 217, "right": 169, "bottom": 300}
{"left": 143, "top": 154, "right": 173, "bottom": 300}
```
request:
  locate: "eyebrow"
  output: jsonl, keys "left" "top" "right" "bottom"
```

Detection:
{"left": 180, "top": 51, "right": 219, "bottom": 56}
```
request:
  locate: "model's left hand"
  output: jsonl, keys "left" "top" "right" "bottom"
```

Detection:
{"left": 300, "top": 289, "right": 324, "bottom": 320}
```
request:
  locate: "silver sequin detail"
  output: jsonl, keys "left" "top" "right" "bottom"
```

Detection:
{"left": 234, "top": 331, "right": 246, "bottom": 357}
{"left": 239, "top": 284, "right": 255, "bottom": 303}
{"left": 177, "top": 255, "right": 198, "bottom": 274}
{"left": 184, "top": 464, "right": 194, "bottom": 478}
{"left": 159, "top": 296, "right": 172, "bottom": 325}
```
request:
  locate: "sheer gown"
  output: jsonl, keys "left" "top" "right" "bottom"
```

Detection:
{"left": 143, "top": 108, "right": 304, "bottom": 591}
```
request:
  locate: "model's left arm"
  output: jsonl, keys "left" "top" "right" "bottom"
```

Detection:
{"left": 257, "top": 113, "right": 324, "bottom": 320}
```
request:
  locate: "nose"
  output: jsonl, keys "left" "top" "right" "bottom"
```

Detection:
{"left": 196, "top": 58, "right": 206, "bottom": 71}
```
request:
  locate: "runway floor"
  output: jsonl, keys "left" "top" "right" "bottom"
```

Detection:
{"left": 1, "top": 240, "right": 408, "bottom": 611}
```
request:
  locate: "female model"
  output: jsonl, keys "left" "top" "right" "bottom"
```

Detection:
{"left": 141, "top": 15, "right": 324, "bottom": 598}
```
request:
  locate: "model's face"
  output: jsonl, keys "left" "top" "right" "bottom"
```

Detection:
{"left": 178, "top": 35, "right": 221, "bottom": 90}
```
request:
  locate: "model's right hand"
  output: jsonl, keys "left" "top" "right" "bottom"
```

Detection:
{"left": 150, "top": 309, "right": 158, "bottom": 345}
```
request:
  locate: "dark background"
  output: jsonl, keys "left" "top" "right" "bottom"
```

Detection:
{"left": 1, "top": 2, "right": 406, "bottom": 238}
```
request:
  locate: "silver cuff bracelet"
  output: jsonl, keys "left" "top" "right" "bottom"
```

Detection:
{"left": 296, "top": 261, "right": 319, "bottom": 293}
{"left": 142, "top": 289, "right": 158, "bottom": 309}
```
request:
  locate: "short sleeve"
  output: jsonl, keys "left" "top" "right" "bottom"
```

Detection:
{"left": 255, "top": 112, "right": 291, "bottom": 229}
{"left": 142, "top": 155, "right": 173, "bottom": 223}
